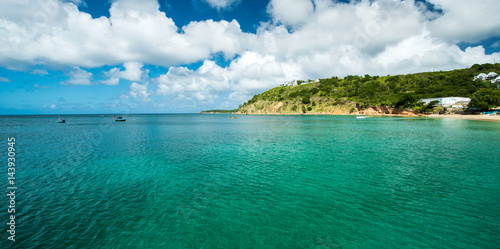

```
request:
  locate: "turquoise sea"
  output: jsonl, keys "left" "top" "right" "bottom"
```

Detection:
{"left": 1, "top": 114, "right": 499, "bottom": 248}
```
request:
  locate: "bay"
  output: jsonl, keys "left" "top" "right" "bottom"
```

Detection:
{"left": 1, "top": 114, "right": 499, "bottom": 248}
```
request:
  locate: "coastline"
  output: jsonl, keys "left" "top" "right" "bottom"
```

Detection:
{"left": 229, "top": 112, "right": 500, "bottom": 122}
{"left": 426, "top": 114, "right": 500, "bottom": 122}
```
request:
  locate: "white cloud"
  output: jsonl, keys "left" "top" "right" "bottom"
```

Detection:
{"left": 103, "top": 62, "right": 148, "bottom": 84}
{"left": 156, "top": 52, "right": 302, "bottom": 103}
{"left": 0, "top": 76, "right": 10, "bottom": 82}
{"left": 157, "top": 60, "right": 230, "bottom": 101}
{"left": 50, "top": 104, "right": 56, "bottom": 109}
{"left": 129, "top": 82, "right": 150, "bottom": 101}
{"left": 267, "top": 0, "right": 314, "bottom": 28}
{"left": 65, "top": 0, "right": 87, "bottom": 7}
{"left": 182, "top": 20, "right": 249, "bottom": 60}
{"left": 2, "top": 0, "right": 497, "bottom": 76}
{"left": 202, "top": 0, "right": 241, "bottom": 10}
{"left": 0, "top": 0, "right": 245, "bottom": 69}
{"left": 120, "top": 62, "right": 147, "bottom": 81}
{"left": 61, "top": 66, "right": 93, "bottom": 85}
{"left": 1, "top": 0, "right": 500, "bottom": 107}
{"left": 100, "top": 77, "right": 120, "bottom": 86}
{"left": 30, "top": 69, "right": 49, "bottom": 75}
{"left": 427, "top": 0, "right": 500, "bottom": 43}
{"left": 155, "top": 0, "right": 499, "bottom": 105}
{"left": 372, "top": 30, "right": 499, "bottom": 74}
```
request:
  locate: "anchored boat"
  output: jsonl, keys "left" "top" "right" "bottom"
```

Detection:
{"left": 56, "top": 115, "right": 66, "bottom": 123}
{"left": 112, "top": 116, "right": 126, "bottom": 122}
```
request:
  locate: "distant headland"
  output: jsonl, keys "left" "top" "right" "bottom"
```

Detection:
{"left": 199, "top": 109, "right": 238, "bottom": 114}
{"left": 202, "top": 63, "right": 500, "bottom": 121}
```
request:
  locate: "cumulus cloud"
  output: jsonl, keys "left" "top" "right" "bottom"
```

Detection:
{"left": 0, "top": 76, "right": 10, "bottom": 82}
{"left": 152, "top": 0, "right": 500, "bottom": 106}
{"left": 157, "top": 60, "right": 230, "bottom": 101}
{"left": 156, "top": 51, "right": 302, "bottom": 102}
{"left": 1, "top": 0, "right": 500, "bottom": 108}
{"left": 129, "top": 82, "right": 150, "bottom": 101}
{"left": 65, "top": 0, "right": 87, "bottom": 7}
{"left": 0, "top": 0, "right": 245, "bottom": 69}
{"left": 61, "top": 67, "right": 93, "bottom": 85}
{"left": 103, "top": 62, "right": 148, "bottom": 84}
{"left": 202, "top": 0, "right": 242, "bottom": 10}
{"left": 427, "top": 0, "right": 500, "bottom": 43}
{"left": 100, "top": 77, "right": 120, "bottom": 86}
{"left": 267, "top": 0, "right": 314, "bottom": 28}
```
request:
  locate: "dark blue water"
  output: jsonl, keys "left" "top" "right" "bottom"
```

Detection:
{"left": 1, "top": 114, "right": 499, "bottom": 248}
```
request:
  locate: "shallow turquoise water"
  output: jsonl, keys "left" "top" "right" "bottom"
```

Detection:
{"left": 1, "top": 114, "right": 499, "bottom": 248}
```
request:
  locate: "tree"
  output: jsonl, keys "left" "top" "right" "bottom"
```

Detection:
{"left": 394, "top": 93, "right": 418, "bottom": 108}
{"left": 425, "top": 100, "right": 440, "bottom": 112}
{"left": 469, "top": 89, "right": 500, "bottom": 110}
{"left": 302, "top": 96, "right": 311, "bottom": 104}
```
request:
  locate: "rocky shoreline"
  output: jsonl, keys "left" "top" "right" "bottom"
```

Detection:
{"left": 231, "top": 111, "right": 500, "bottom": 122}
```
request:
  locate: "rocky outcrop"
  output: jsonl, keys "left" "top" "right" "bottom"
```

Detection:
{"left": 357, "top": 106, "right": 417, "bottom": 115}
{"left": 236, "top": 99, "right": 418, "bottom": 115}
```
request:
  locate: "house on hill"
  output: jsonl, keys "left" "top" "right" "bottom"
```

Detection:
{"left": 281, "top": 80, "right": 298, "bottom": 87}
{"left": 474, "top": 72, "right": 498, "bottom": 81}
{"left": 492, "top": 76, "right": 500, "bottom": 84}
{"left": 487, "top": 72, "right": 498, "bottom": 79}
{"left": 419, "top": 97, "right": 471, "bottom": 108}
{"left": 474, "top": 73, "right": 488, "bottom": 81}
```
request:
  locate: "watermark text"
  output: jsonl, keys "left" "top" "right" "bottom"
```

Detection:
{"left": 7, "top": 137, "right": 16, "bottom": 242}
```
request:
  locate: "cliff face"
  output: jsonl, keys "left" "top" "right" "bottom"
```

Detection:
{"left": 355, "top": 106, "right": 417, "bottom": 115}
{"left": 236, "top": 98, "right": 417, "bottom": 115}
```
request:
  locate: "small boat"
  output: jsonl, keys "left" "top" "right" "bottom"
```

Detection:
{"left": 56, "top": 115, "right": 66, "bottom": 123}
{"left": 356, "top": 116, "right": 368, "bottom": 119}
{"left": 114, "top": 117, "right": 126, "bottom": 122}
{"left": 111, "top": 116, "right": 126, "bottom": 122}
{"left": 230, "top": 117, "right": 238, "bottom": 119}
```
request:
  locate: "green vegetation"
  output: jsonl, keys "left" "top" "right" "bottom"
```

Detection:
{"left": 238, "top": 63, "right": 500, "bottom": 114}
{"left": 200, "top": 109, "right": 238, "bottom": 113}
{"left": 469, "top": 88, "right": 500, "bottom": 110}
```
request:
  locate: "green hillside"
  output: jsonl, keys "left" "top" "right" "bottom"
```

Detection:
{"left": 237, "top": 63, "right": 500, "bottom": 114}
{"left": 199, "top": 109, "right": 238, "bottom": 114}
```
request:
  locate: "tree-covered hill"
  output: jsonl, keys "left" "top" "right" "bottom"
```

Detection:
{"left": 237, "top": 63, "right": 500, "bottom": 114}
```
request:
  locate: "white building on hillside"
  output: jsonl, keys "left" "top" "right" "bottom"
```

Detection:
{"left": 492, "top": 76, "right": 500, "bottom": 84}
{"left": 281, "top": 80, "right": 297, "bottom": 87}
{"left": 474, "top": 72, "right": 498, "bottom": 81}
{"left": 419, "top": 97, "right": 471, "bottom": 108}
{"left": 487, "top": 72, "right": 498, "bottom": 79}
{"left": 474, "top": 73, "right": 488, "bottom": 81}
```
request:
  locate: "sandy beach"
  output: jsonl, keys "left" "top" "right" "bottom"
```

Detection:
{"left": 427, "top": 114, "right": 500, "bottom": 122}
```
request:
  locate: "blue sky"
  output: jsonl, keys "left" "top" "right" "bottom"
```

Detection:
{"left": 1, "top": 0, "right": 499, "bottom": 114}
